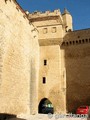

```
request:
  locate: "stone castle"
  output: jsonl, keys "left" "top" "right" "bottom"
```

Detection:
{"left": 0, "top": 0, "right": 90, "bottom": 117}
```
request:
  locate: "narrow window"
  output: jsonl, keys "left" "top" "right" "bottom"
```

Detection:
{"left": 43, "top": 77, "right": 46, "bottom": 84}
{"left": 82, "top": 39, "right": 84, "bottom": 43}
{"left": 76, "top": 40, "right": 78, "bottom": 44}
{"left": 43, "top": 28, "right": 48, "bottom": 34}
{"left": 70, "top": 41, "right": 72, "bottom": 45}
{"left": 66, "top": 42, "right": 68, "bottom": 45}
{"left": 73, "top": 41, "right": 75, "bottom": 45}
{"left": 44, "top": 60, "right": 47, "bottom": 65}
{"left": 52, "top": 27, "right": 56, "bottom": 33}
{"left": 86, "top": 39, "right": 88, "bottom": 42}
{"left": 79, "top": 40, "right": 81, "bottom": 44}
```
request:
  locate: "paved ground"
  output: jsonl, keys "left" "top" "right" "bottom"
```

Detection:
{"left": 17, "top": 114, "right": 90, "bottom": 120}
{"left": 0, "top": 114, "right": 90, "bottom": 120}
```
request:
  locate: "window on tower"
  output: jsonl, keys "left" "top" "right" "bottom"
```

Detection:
{"left": 52, "top": 27, "right": 57, "bottom": 33}
{"left": 43, "top": 28, "right": 48, "bottom": 34}
{"left": 44, "top": 59, "right": 47, "bottom": 65}
{"left": 43, "top": 77, "right": 46, "bottom": 84}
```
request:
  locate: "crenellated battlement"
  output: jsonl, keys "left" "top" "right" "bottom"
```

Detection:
{"left": 26, "top": 9, "right": 64, "bottom": 23}
{"left": 27, "top": 9, "right": 61, "bottom": 18}
{"left": 26, "top": 9, "right": 64, "bottom": 25}
{"left": 26, "top": 9, "right": 73, "bottom": 32}
{"left": 1, "top": 0, "right": 90, "bottom": 117}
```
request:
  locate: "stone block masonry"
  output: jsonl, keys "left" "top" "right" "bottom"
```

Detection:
{"left": 1, "top": 0, "right": 90, "bottom": 117}
{"left": 0, "top": 0, "right": 39, "bottom": 116}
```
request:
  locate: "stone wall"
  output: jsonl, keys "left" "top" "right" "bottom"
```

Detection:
{"left": 62, "top": 29, "right": 90, "bottom": 113}
{"left": 39, "top": 45, "right": 66, "bottom": 113}
{"left": 29, "top": 8, "right": 72, "bottom": 114}
{"left": 0, "top": 0, "right": 39, "bottom": 116}
{"left": 1, "top": 0, "right": 90, "bottom": 116}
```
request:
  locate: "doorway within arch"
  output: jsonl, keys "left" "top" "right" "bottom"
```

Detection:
{"left": 38, "top": 98, "right": 54, "bottom": 114}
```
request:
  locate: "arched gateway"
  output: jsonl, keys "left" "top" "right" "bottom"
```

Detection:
{"left": 38, "top": 98, "right": 54, "bottom": 114}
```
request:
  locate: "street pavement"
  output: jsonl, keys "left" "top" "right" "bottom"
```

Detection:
{"left": 24, "top": 114, "right": 89, "bottom": 120}
{"left": 8, "top": 114, "right": 90, "bottom": 120}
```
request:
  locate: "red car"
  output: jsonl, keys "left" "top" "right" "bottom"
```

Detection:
{"left": 76, "top": 106, "right": 90, "bottom": 114}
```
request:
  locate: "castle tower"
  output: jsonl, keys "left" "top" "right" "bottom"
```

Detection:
{"left": 27, "top": 10, "right": 67, "bottom": 114}
{"left": 27, "top": 9, "right": 64, "bottom": 44}
{"left": 62, "top": 8, "right": 73, "bottom": 32}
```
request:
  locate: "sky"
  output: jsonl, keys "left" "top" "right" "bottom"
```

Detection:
{"left": 16, "top": 0, "right": 90, "bottom": 30}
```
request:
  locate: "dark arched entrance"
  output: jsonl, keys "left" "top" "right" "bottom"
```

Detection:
{"left": 38, "top": 98, "right": 54, "bottom": 114}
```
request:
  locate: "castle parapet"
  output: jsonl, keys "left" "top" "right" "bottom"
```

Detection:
{"left": 26, "top": 9, "right": 63, "bottom": 22}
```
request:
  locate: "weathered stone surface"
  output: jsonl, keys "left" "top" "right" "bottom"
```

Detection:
{"left": 0, "top": 0, "right": 39, "bottom": 116}
{"left": 29, "top": 6, "right": 90, "bottom": 114}
{"left": 1, "top": 0, "right": 90, "bottom": 117}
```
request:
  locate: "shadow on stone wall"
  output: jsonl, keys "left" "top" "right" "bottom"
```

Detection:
{"left": 0, "top": 113, "right": 26, "bottom": 120}
{"left": 0, "top": 113, "right": 16, "bottom": 120}
{"left": 61, "top": 39, "right": 90, "bottom": 113}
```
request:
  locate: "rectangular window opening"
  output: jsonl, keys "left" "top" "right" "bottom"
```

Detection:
{"left": 44, "top": 60, "right": 47, "bottom": 65}
{"left": 43, "top": 28, "right": 48, "bottom": 34}
{"left": 43, "top": 77, "right": 46, "bottom": 84}
{"left": 52, "top": 27, "right": 57, "bottom": 33}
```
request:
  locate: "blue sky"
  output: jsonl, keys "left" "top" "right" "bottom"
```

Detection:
{"left": 17, "top": 0, "right": 90, "bottom": 30}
